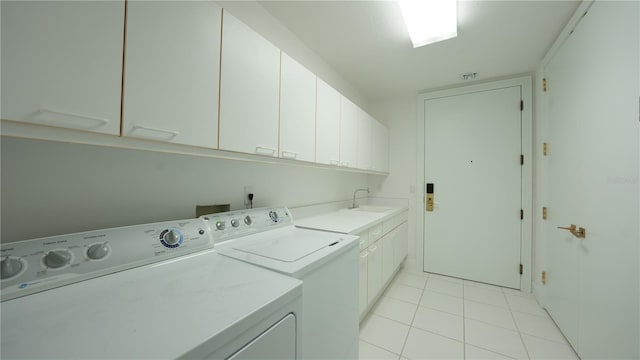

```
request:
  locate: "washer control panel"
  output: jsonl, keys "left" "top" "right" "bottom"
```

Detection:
{"left": 201, "top": 207, "right": 292, "bottom": 244}
{"left": 0, "top": 218, "right": 213, "bottom": 302}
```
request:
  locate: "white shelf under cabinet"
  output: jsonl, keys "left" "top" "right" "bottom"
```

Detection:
{"left": 219, "top": 11, "right": 280, "bottom": 157}
{"left": 122, "top": 1, "right": 221, "bottom": 148}
{"left": 1, "top": 1, "right": 124, "bottom": 135}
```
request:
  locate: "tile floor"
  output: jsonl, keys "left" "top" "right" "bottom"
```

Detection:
{"left": 359, "top": 270, "right": 579, "bottom": 359}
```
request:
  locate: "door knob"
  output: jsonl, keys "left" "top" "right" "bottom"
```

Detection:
{"left": 557, "top": 224, "right": 586, "bottom": 238}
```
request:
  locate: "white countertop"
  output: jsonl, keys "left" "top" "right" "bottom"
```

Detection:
{"left": 295, "top": 206, "right": 407, "bottom": 234}
{"left": 1, "top": 250, "right": 302, "bottom": 359}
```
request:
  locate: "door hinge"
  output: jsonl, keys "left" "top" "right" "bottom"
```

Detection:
{"left": 542, "top": 271, "right": 547, "bottom": 284}
{"left": 543, "top": 142, "right": 548, "bottom": 156}
{"left": 519, "top": 264, "right": 523, "bottom": 275}
{"left": 543, "top": 78, "right": 548, "bottom": 92}
{"left": 520, "top": 209, "right": 524, "bottom": 220}
{"left": 520, "top": 100, "right": 524, "bottom": 111}
{"left": 542, "top": 206, "right": 548, "bottom": 220}
{"left": 520, "top": 154, "right": 524, "bottom": 165}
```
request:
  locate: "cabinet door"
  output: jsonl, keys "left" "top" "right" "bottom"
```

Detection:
{"left": 366, "top": 241, "right": 383, "bottom": 304}
{"left": 219, "top": 11, "right": 280, "bottom": 157}
{"left": 356, "top": 110, "right": 372, "bottom": 170}
{"left": 316, "top": 79, "right": 341, "bottom": 166}
{"left": 359, "top": 250, "right": 368, "bottom": 317}
{"left": 1, "top": 1, "right": 124, "bottom": 135}
{"left": 339, "top": 97, "right": 358, "bottom": 167}
{"left": 372, "top": 120, "right": 389, "bottom": 172}
{"left": 279, "top": 53, "right": 316, "bottom": 162}
{"left": 395, "top": 222, "right": 408, "bottom": 267}
{"left": 381, "top": 231, "right": 396, "bottom": 282}
{"left": 122, "top": 2, "right": 221, "bottom": 148}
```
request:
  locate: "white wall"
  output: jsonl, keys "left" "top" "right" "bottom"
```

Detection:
{"left": 1, "top": 137, "right": 370, "bottom": 242}
{"left": 368, "top": 95, "right": 419, "bottom": 271}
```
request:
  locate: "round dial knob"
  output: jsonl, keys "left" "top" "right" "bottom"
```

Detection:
{"left": 86, "top": 242, "right": 109, "bottom": 260}
{"left": 231, "top": 219, "right": 240, "bottom": 228}
{"left": 1, "top": 257, "right": 24, "bottom": 280}
{"left": 163, "top": 230, "right": 180, "bottom": 245}
{"left": 160, "top": 229, "right": 183, "bottom": 248}
{"left": 43, "top": 250, "right": 72, "bottom": 269}
{"left": 269, "top": 211, "right": 279, "bottom": 223}
{"left": 243, "top": 216, "right": 252, "bottom": 225}
{"left": 216, "top": 221, "right": 226, "bottom": 231}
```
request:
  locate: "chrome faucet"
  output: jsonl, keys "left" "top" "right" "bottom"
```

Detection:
{"left": 352, "top": 187, "right": 370, "bottom": 209}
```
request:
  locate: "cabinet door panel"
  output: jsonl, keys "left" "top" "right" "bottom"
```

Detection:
{"left": 219, "top": 11, "right": 280, "bottom": 156}
{"left": 356, "top": 110, "right": 372, "bottom": 170}
{"left": 122, "top": 1, "right": 221, "bottom": 148}
{"left": 372, "top": 120, "right": 389, "bottom": 172}
{"left": 279, "top": 53, "right": 316, "bottom": 162}
{"left": 316, "top": 79, "right": 341, "bottom": 165}
{"left": 339, "top": 97, "right": 358, "bottom": 167}
{"left": 359, "top": 251, "right": 368, "bottom": 317}
{"left": 366, "top": 242, "right": 383, "bottom": 304}
{"left": 381, "top": 232, "right": 395, "bottom": 282}
{"left": 1, "top": 1, "right": 124, "bottom": 135}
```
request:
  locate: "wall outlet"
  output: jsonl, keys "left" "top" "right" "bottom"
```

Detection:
{"left": 243, "top": 185, "right": 254, "bottom": 207}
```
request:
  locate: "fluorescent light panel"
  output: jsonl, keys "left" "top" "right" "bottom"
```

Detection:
{"left": 398, "top": 0, "right": 457, "bottom": 48}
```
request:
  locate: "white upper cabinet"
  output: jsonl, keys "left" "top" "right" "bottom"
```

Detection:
{"left": 1, "top": 1, "right": 124, "bottom": 135}
{"left": 316, "top": 79, "right": 341, "bottom": 166}
{"left": 356, "top": 110, "right": 373, "bottom": 170}
{"left": 219, "top": 11, "right": 280, "bottom": 157}
{"left": 372, "top": 120, "right": 390, "bottom": 172}
{"left": 122, "top": 2, "right": 221, "bottom": 148}
{"left": 279, "top": 53, "right": 316, "bottom": 162}
{"left": 339, "top": 97, "right": 358, "bottom": 168}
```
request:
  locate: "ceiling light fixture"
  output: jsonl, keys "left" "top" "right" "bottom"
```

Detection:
{"left": 397, "top": 0, "right": 458, "bottom": 48}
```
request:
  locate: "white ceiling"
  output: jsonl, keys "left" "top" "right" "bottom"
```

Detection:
{"left": 259, "top": 0, "right": 581, "bottom": 100}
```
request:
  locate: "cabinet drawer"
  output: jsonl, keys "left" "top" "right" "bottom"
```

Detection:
{"left": 368, "top": 223, "right": 383, "bottom": 242}
{"left": 357, "top": 231, "right": 370, "bottom": 250}
{"left": 382, "top": 215, "right": 400, "bottom": 234}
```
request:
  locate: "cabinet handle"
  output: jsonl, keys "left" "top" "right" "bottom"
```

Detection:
{"left": 32, "top": 109, "right": 109, "bottom": 129}
{"left": 131, "top": 125, "right": 179, "bottom": 140}
{"left": 281, "top": 151, "right": 298, "bottom": 159}
{"left": 369, "top": 245, "right": 378, "bottom": 252}
{"left": 360, "top": 251, "right": 368, "bottom": 259}
{"left": 255, "top": 147, "right": 276, "bottom": 156}
{"left": 329, "top": 159, "right": 340, "bottom": 165}
{"left": 339, "top": 161, "right": 350, "bottom": 167}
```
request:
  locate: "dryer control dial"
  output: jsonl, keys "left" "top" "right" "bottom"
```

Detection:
{"left": 231, "top": 219, "right": 240, "bottom": 228}
{"left": 215, "top": 221, "right": 226, "bottom": 231}
{"left": 269, "top": 210, "right": 279, "bottom": 223}
{"left": 1, "top": 257, "right": 24, "bottom": 280}
{"left": 160, "top": 229, "right": 183, "bottom": 248}
{"left": 86, "top": 242, "right": 109, "bottom": 260}
{"left": 43, "top": 250, "right": 72, "bottom": 269}
{"left": 243, "top": 216, "right": 252, "bottom": 226}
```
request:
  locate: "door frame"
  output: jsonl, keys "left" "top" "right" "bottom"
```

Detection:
{"left": 415, "top": 76, "right": 533, "bottom": 292}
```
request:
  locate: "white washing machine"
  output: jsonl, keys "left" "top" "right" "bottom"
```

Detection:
{"left": 201, "top": 207, "right": 360, "bottom": 360}
{"left": 0, "top": 218, "right": 302, "bottom": 359}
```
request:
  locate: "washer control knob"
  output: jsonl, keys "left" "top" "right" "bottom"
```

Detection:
{"left": 216, "top": 221, "right": 226, "bottom": 231}
{"left": 231, "top": 219, "right": 240, "bottom": 228}
{"left": 1, "top": 257, "right": 23, "bottom": 280}
{"left": 86, "top": 242, "right": 109, "bottom": 260}
{"left": 43, "top": 250, "right": 72, "bottom": 269}
{"left": 163, "top": 230, "right": 180, "bottom": 245}
{"left": 269, "top": 210, "right": 279, "bottom": 223}
{"left": 243, "top": 216, "right": 252, "bottom": 226}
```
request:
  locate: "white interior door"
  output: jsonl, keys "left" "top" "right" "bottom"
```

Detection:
{"left": 424, "top": 86, "right": 523, "bottom": 289}
{"left": 544, "top": 1, "right": 639, "bottom": 358}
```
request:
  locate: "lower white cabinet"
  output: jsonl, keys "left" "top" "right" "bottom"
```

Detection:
{"left": 381, "top": 231, "right": 395, "bottom": 282}
{"left": 359, "top": 212, "right": 409, "bottom": 319}
{"left": 366, "top": 241, "right": 382, "bottom": 305}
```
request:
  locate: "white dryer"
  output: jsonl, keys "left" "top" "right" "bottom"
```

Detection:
{"left": 202, "top": 207, "right": 360, "bottom": 360}
{"left": 0, "top": 218, "right": 302, "bottom": 359}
